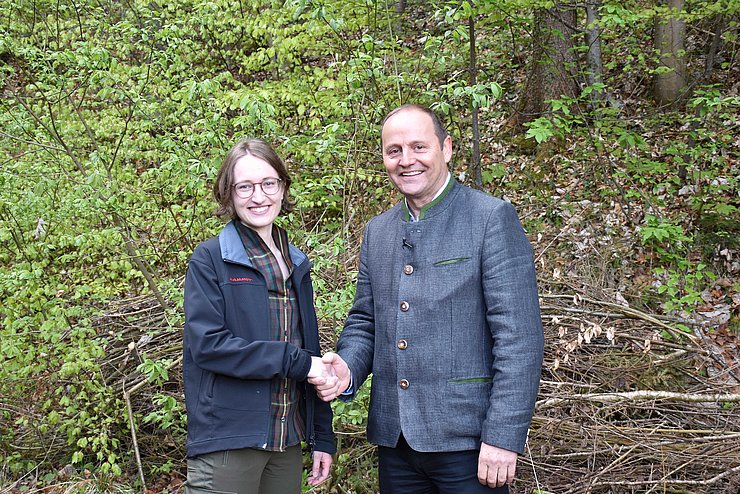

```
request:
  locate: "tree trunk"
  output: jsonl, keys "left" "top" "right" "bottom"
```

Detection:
{"left": 585, "top": 0, "right": 604, "bottom": 102}
{"left": 512, "top": 3, "right": 580, "bottom": 129}
{"left": 703, "top": 15, "right": 726, "bottom": 79}
{"left": 653, "top": 0, "right": 687, "bottom": 107}
{"left": 469, "top": 4, "right": 482, "bottom": 188}
{"left": 395, "top": 0, "right": 406, "bottom": 33}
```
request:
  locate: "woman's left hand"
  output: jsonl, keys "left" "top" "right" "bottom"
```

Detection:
{"left": 307, "top": 450, "right": 333, "bottom": 486}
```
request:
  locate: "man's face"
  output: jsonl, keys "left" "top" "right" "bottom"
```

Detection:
{"left": 381, "top": 108, "right": 452, "bottom": 213}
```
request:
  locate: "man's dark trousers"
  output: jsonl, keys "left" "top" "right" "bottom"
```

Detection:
{"left": 378, "top": 435, "right": 510, "bottom": 494}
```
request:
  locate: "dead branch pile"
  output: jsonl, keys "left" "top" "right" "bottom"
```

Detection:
{"left": 17, "top": 281, "right": 738, "bottom": 493}
{"left": 94, "top": 294, "right": 187, "bottom": 465}
{"left": 520, "top": 293, "right": 740, "bottom": 494}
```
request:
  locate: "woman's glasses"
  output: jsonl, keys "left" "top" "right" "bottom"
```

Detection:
{"left": 233, "top": 178, "right": 283, "bottom": 199}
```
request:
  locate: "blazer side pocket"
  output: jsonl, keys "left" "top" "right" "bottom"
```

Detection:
{"left": 447, "top": 377, "right": 492, "bottom": 384}
{"left": 433, "top": 257, "right": 471, "bottom": 266}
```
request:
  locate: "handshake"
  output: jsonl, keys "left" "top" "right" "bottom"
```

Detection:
{"left": 307, "top": 352, "right": 352, "bottom": 402}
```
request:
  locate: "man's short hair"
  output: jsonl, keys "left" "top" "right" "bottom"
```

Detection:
{"left": 381, "top": 104, "right": 449, "bottom": 149}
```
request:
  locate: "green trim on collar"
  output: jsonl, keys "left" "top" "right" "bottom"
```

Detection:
{"left": 416, "top": 176, "right": 454, "bottom": 220}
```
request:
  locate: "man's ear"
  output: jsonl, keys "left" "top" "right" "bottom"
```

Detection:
{"left": 443, "top": 135, "right": 453, "bottom": 163}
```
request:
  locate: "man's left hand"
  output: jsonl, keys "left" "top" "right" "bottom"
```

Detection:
{"left": 307, "top": 450, "right": 333, "bottom": 486}
{"left": 477, "top": 442, "right": 517, "bottom": 488}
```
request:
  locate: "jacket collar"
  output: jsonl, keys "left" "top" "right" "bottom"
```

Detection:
{"left": 402, "top": 178, "right": 458, "bottom": 222}
{"left": 218, "top": 220, "right": 308, "bottom": 269}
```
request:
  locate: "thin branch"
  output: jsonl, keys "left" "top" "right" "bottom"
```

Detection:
{"left": 0, "top": 130, "right": 67, "bottom": 153}
{"left": 123, "top": 383, "right": 147, "bottom": 493}
{"left": 468, "top": 2, "right": 482, "bottom": 188}
{"left": 537, "top": 390, "right": 740, "bottom": 410}
{"left": 14, "top": 93, "right": 87, "bottom": 176}
{"left": 590, "top": 462, "right": 740, "bottom": 487}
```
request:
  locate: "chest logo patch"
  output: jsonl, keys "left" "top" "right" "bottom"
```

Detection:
{"left": 229, "top": 277, "right": 254, "bottom": 283}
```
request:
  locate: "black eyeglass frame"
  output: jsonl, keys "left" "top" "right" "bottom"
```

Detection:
{"left": 232, "top": 178, "right": 283, "bottom": 199}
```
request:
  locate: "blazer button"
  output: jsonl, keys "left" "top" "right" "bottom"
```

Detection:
{"left": 403, "top": 264, "right": 414, "bottom": 275}
{"left": 400, "top": 301, "right": 409, "bottom": 311}
{"left": 399, "top": 379, "right": 409, "bottom": 389}
{"left": 397, "top": 339, "right": 408, "bottom": 350}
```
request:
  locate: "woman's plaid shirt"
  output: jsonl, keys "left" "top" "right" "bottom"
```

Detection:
{"left": 236, "top": 222, "right": 305, "bottom": 452}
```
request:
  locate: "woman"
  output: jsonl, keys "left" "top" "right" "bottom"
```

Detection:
{"left": 183, "top": 138, "right": 335, "bottom": 494}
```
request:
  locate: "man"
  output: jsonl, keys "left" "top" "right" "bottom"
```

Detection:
{"left": 311, "top": 104, "right": 544, "bottom": 493}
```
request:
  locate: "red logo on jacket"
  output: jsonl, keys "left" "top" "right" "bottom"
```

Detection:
{"left": 229, "top": 277, "right": 253, "bottom": 282}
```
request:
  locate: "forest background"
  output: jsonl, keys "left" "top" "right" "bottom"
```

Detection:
{"left": 1, "top": 0, "right": 738, "bottom": 493}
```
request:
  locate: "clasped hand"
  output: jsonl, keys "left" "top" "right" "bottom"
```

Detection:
{"left": 307, "top": 352, "right": 351, "bottom": 401}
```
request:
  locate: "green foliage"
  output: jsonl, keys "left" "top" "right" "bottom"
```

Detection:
{"left": 524, "top": 95, "right": 585, "bottom": 144}
{"left": 137, "top": 358, "right": 173, "bottom": 387}
{"left": 683, "top": 87, "right": 740, "bottom": 244}
{"left": 653, "top": 263, "right": 716, "bottom": 313}
{"left": 639, "top": 215, "right": 691, "bottom": 249}
{"left": 638, "top": 215, "right": 717, "bottom": 314}
{"left": 143, "top": 393, "right": 187, "bottom": 436}
{"left": 331, "top": 378, "right": 372, "bottom": 429}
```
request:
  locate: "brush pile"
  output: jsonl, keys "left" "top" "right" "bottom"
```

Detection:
{"left": 523, "top": 292, "right": 739, "bottom": 493}
{"left": 89, "top": 279, "right": 740, "bottom": 493}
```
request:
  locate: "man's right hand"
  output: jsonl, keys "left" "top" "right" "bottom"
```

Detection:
{"left": 308, "top": 352, "right": 351, "bottom": 401}
{"left": 308, "top": 356, "right": 334, "bottom": 380}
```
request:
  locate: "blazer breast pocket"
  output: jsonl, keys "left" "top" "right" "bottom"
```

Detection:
{"left": 422, "top": 255, "right": 476, "bottom": 308}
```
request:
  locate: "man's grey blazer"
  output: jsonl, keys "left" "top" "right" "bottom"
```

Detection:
{"left": 337, "top": 179, "right": 544, "bottom": 454}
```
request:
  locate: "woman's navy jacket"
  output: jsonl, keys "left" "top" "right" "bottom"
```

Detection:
{"left": 183, "top": 221, "right": 335, "bottom": 458}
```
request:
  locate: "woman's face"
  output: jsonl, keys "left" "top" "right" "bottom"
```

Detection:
{"left": 231, "top": 154, "right": 284, "bottom": 239}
